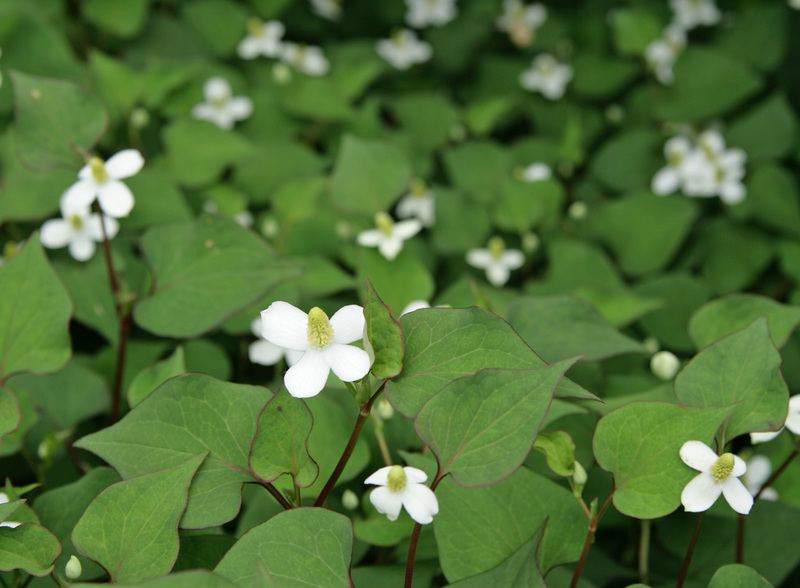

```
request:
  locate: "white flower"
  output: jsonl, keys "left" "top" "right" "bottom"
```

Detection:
{"left": 0, "top": 492, "right": 21, "bottom": 529}
{"left": 237, "top": 18, "right": 285, "bottom": 59}
{"left": 496, "top": 0, "right": 547, "bottom": 47}
{"left": 248, "top": 317, "right": 303, "bottom": 367}
{"left": 750, "top": 394, "right": 800, "bottom": 444}
{"left": 61, "top": 150, "right": 143, "bottom": 218}
{"left": 357, "top": 212, "right": 422, "bottom": 261}
{"left": 669, "top": 0, "right": 721, "bottom": 30}
{"left": 791, "top": 0, "right": 800, "bottom": 9}
{"left": 743, "top": 455, "right": 778, "bottom": 501}
{"left": 365, "top": 465, "right": 439, "bottom": 524}
{"left": 310, "top": 0, "right": 342, "bottom": 20}
{"left": 260, "top": 302, "right": 371, "bottom": 398}
{"left": 41, "top": 196, "right": 119, "bottom": 262}
{"left": 279, "top": 43, "right": 330, "bottom": 76}
{"left": 519, "top": 162, "right": 552, "bottom": 182}
{"left": 376, "top": 29, "right": 432, "bottom": 70}
{"left": 651, "top": 350, "right": 680, "bottom": 381}
{"left": 652, "top": 135, "right": 695, "bottom": 195}
{"left": 519, "top": 54, "right": 572, "bottom": 100}
{"left": 401, "top": 300, "right": 431, "bottom": 316}
{"left": 680, "top": 440, "right": 753, "bottom": 515}
{"left": 191, "top": 77, "right": 253, "bottom": 130}
{"left": 467, "top": 236, "right": 524, "bottom": 287}
{"left": 405, "top": 0, "right": 457, "bottom": 28}
{"left": 396, "top": 180, "right": 435, "bottom": 227}
{"left": 645, "top": 25, "right": 686, "bottom": 85}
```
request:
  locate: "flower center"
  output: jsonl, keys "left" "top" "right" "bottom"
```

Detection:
{"left": 711, "top": 453, "right": 735, "bottom": 482}
{"left": 212, "top": 95, "right": 228, "bottom": 109}
{"left": 410, "top": 179, "right": 428, "bottom": 197}
{"left": 375, "top": 212, "right": 395, "bottom": 237}
{"left": 247, "top": 17, "right": 264, "bottom": 38}
{"left": 69, "top": 213, "right": 84, "bottom": 230}
{"left": 387, "top": 465, "right": 407, "bottom": 492}
{"left": 307, "top": 307, "right": 334, "bottom": 349}
{"left": 488, "top": 236, "right": 505, "bottom": 260}
{"left": 89, "top": 157, "right": 109, "bottom": 184}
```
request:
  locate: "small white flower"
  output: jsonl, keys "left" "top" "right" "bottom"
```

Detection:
{"left": 0, "top": 492, "right": 21, "bottom": 529}
{"left": 519, "top": 54, "right": 573, "bottom": 100}
{"left": 680, "top": 440, "right": 753, "bottom": 515}
{"left": 669, "top": 0, "right": 721, "bottom": 30}
{"left": 466, "top": 236, "right": 525, "bottom": 287}
{"left": 652, "top": 135, "right": 695, "bottom": 195}
{"left": 376, "top": 29, "right": 432, "bottom": 70}
{"left": 750, "top": 394, "right": 800, "bottom": 444}
{"left": 41, "top": 197, "right": 119, "bottom": 262}
{"left": 237, "top": 18, "right": 285, "bottom": 59}
{"left": 396, "top": 180, "right": 435, "bottom": 227}
{"left": 645, "top": 25, "right": 686, "bottom": 85}
{"left": 191, "top": 77, "right": 253, "bottom": 130}
{"left": 279, "top": 43, "right": 330, "bottom": 76}
{"left": 365, "top": 465, "right": 439, "bottom": 524}
{"left": 248, "top": 317, "right": 303, "bottom": 367}
{"left": 405, "top": 0, "right": 458, "bottom": 28}
{"left": 65, "top": 556, "right": 83, "bottom": 580}
{"left": 260, "top": 302, "right": 371, "bottom": 398}
{"left": 496, "top": 0, "right": 547, "bottom": 47}
{"left": 401, "top": 300, "right": 431, "bottom": 316}
{"left": 61, "top": 150, "right": 144, "bottom": 218}
{"left": 310, "top": 0, "right": 342, "bottom": 20}
{"left": 791, "top": 0, "right": 800, "bottom": 10}
{"left": 357, "top": 212, "right": 422, "bottom": 261}
{"left": 743, "top": 455, "right": 778, "bottom": 501}
{"left": 651, "top": 350, "right": 680, "bottom": 381}
{"left": 519, "top": 162, "right": 552, "bottom": 182}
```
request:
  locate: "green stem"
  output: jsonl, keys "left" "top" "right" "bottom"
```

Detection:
{"left": 638, "top": 519, "right": 651, "bottom": 586}
{"left": 676, "top": 513, "right": 704, "bottom": 588}
{"left": 47, "top": 573, "right": 62, "bottom": 588}
{"left": 313, "top": 384, "right": 384, "bottom": 507}
{"left": 260, "top": 481, "right": 293, "bottom": 510}
{"left": 370, "top": 411, "right": 392, "bottom": 467}
{"left": 569, "top": 489, "right": 615, "bottom": 588}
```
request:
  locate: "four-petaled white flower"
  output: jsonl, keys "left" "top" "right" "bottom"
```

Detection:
{"left": 357, "top": 212, "right": 422, "bottom": 261}
{"left": 248, "top": 317, "right": 303, "bottom": 367}
{"left": 651, "top": 135, "right": 695, "bottom": 195}
{"left": 519, "top": 54, "right": 573, "bottom": 100}
{"left": 376, "top": 29, "right": 432, "bottom": 70}
{"left": 496, "top": 0, "right": 547, "bottom": 47}
{"left": 310, "top": 0, "right": 342, "bottom": 20}
{"left": 466, "top": 236, "right": 525, "bottom": 287}
{"left": 645, "top": 25, "right": 686, "bottom": 85}
{"left": 41, "top": 196, "right": 119, "bottom": 262}
{"left": 365, "top": 465, "right": 439, "bottom": 524}
{"left": 743, "top": 455, "right": 778, "bottom": 501}
{"left": 260, "top": 302, "right": 371, "bottom": 398}
{"left": 680, "top": 440, "right": 753, "bottom": 515}
{"left": 279, "top": 43, "right": 330, "bottom": 76}
{"left": 669, "top": 0, "right": 721, "bottom": 31}
{"left": 62, "top": 149, "right": 144, "bottom": 218}
{"left": 405, "top": 0, "right": 458, "bottom": 28}
{"left": 191, "top": 77, "right": 253, "bottom": 130}
{"left": 396, "top": 180, "right": 435, "bottom": 227}
{"left": 750, "top": 394, "right": 800, "bottom": 444}
{"left": 237, "top": 18, "right": 285, "bottom": 59}
{"left": 0, "top": 492, "right": 21, "bottom": 529}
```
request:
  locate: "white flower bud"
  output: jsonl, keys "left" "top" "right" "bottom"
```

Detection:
{"left": 521, "top": 232, "right": 540, "bottom": 254}
{"left": 376, "top": 398, "right": 395, "bottom": 420}
{"left": 129, "top": 108, "right": 150, "bottom": 129}
{"left": 65, "top": 555, "right": 82, "bottom": 580}
{"left": 272, "top": 62, "right": 292, "bottom": 85}
{"left": 568, "top": 201, "right": 587, "bottom": 220}
{"left": 651, "top": 350, "right": 680, "bottom": 381}
{"left": 341, "top": 489, "right": 359, "bottom": 510}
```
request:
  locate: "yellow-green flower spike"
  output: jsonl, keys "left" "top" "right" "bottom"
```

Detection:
{"left": 89, "top": 157, "right": 109, "bottom": 184}
{"left": 488, "top": 236, "right": 505, "bottom": 260}
{"left": 247, "top": 17, "right": 264, "bottom": 37}
{"left": 387, "top": 465, "right": 407, "bottom": 492}
{"left": 409, "top": 178, "right": 428, "bottom": 196}
{"left": 307, "top": 307, "right": 334, "bottom": 349}
{"left": 69, "top": 214, "right": 85, "bottom": 230}
{"left": 711, "top": 453, "right": 735, "bottom": 483}
{"left": 375, "top": 212, "right": 395, "bottom": 237}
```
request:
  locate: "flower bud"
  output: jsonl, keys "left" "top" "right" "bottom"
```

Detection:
{"left": 341, "top": 489, "right": 359, "bottom": 511}
{"left": 521, "top": 232, "right": 540, "bottom": 254}
{"left": 568, "top": 201, "right": 587, "bottom": 220}
{"left": 129, "top": 107, "right": 150, "bottom": 129}
{"left": 272, "top": 62, "right": 292, "bottom": 85}
{"left": 65, "top": 555, "right": 82, "bottom": 580}
{"left": 651, "top": 350, "right": 680, "bottom": 381}
{"left": 376, "top": 398, "right": 394, "bottom": 420}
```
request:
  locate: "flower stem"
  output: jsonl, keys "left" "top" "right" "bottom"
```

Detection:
{"left": 313, "top": 384, "right": 384, "bottom": 507}
{"left": 260, "top": 481, "right": 293, "bottom": 510}
{"left": 676, "top": 513, "right": 704, "bottom": 588}
{"left": 370, "top": 411, "right": 392, "bottom": 467}
{"left": 47, "top": 572, "right": 62, "bottom": 588}
{"left": 569, "top": 490, "right": 615, "bottom": 588}
{"left": 405, "top": 472, "right": 444, "bottom": 588}
{"left": 638, "top": 518, "right": 651, "bottom": 586}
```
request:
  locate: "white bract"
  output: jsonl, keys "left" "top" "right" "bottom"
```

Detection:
{"left": 0, "top": 492, "right": 21, "bottom": 529}
{"left": 376, "top": 29, "right": 432, "bottom": 70}
{"left": 496, "top": 0, "right": 547, "bottom": 47}
{"left": 237, "top": 18, "right": 285, "bottom": 59}
{"left": 680, "top": 440, "right": 753, "bottom": 515}
{"left": 248, "top": 317, "right": 303, "bottom": 367}
{"left": 519, "top": 162, "right": 552, "bottom": 182}
{"left": 356, "top": 212, "right": 422, "bottom": 261}
{"left": 62, "top": 149, "right": 143, "bottom": 218}
{"left": 466, "top": 236, "right": 525, "bottom": 287}
{"left": 519, "top": 54, "right": 572, "bottom": 100}
{"left": 405, "top": 0, "right": 457, "bottom": 28}
{"left": 396, "top": 180, "right": 435, "bottom": 227}
{"left": 365, "top": 465, "right": 439, "bottom": 524}
{"left": 41, "top": 197, "right": 119, "bottom": 262}
{"left": 260, "top": 302, "right": 371, "bottom": 398}
{"left": 750, "top": 394, "right": 800, "bottom": 444}
{"left": 279, "top": 43, "right": 330, "bottom": 76}
{"left": 191, "top": 77, "right": 253, "bottom": 130}
{"left": 669, "top": 0, "right": 721, "bottom": 30}
{"left": 645, "top": 25, "right": 686, "bottom": 85}
{"left": 310, "top": 0, "right": 342, "bottom": 20}
{"left": 743, "top": 455, "right": 778, "bottom": 501}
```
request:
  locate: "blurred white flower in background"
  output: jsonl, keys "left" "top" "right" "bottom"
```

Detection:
{"left": 645, "top": 25, "right": 686, "bottom": 85}
{"left": 650, "top": 350, "right": 680, "bottom": 381}
{"left": 466, "top": 236, "right": 525, "bottom": 287}
{"left": 519, "top": 54, "right": 572, "bottom": 100}
{"left": 519, "top": 162, "right": 552, "bottom": 182}
{"left": 0, "top": 492, "right": 21, "bottom": 529}
{"left": 310, "top": 0, "right": 342, "bottom": 20}
{"left": 248, "top": 317, "right": 303, "bottom": 367}
{"left": 41, "top": 197, "right": 119, "bottom": 262}
{"left": 750, "top": 394, "right": 800, "bottom": 444}
{"left": 396, "top": 180, "right": 435, "bottom": 227}
{"left": 237, "top": 18, "right": 285, "bottom": 59}
{"left": 496, "top": 0, "right": 547, "bottom": 47}
{"left": 62, "top": 149, "right": 144, "bottom": 218}
{"left": 192, "top": 77, "right": 253, "bottom": 130}
{"left": 669, "top": 0, "right": 721, "bottom": 30}
{"left": 405, "top": 0, "right": 458, "bottom": 28}
{"left": 279, "top": 43, "right": 330, "bottom": 76}
{"left": 743, "top": 455, "right": 778, "bottom": 501}
{"left": 357, "top": 212, "right": 422, "bottom": 261}
{"left": 400, "top": 300, "right": 431, "bottom": 316}
{"left": 376, "top": 29, "right": 432, "bottom": 70}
